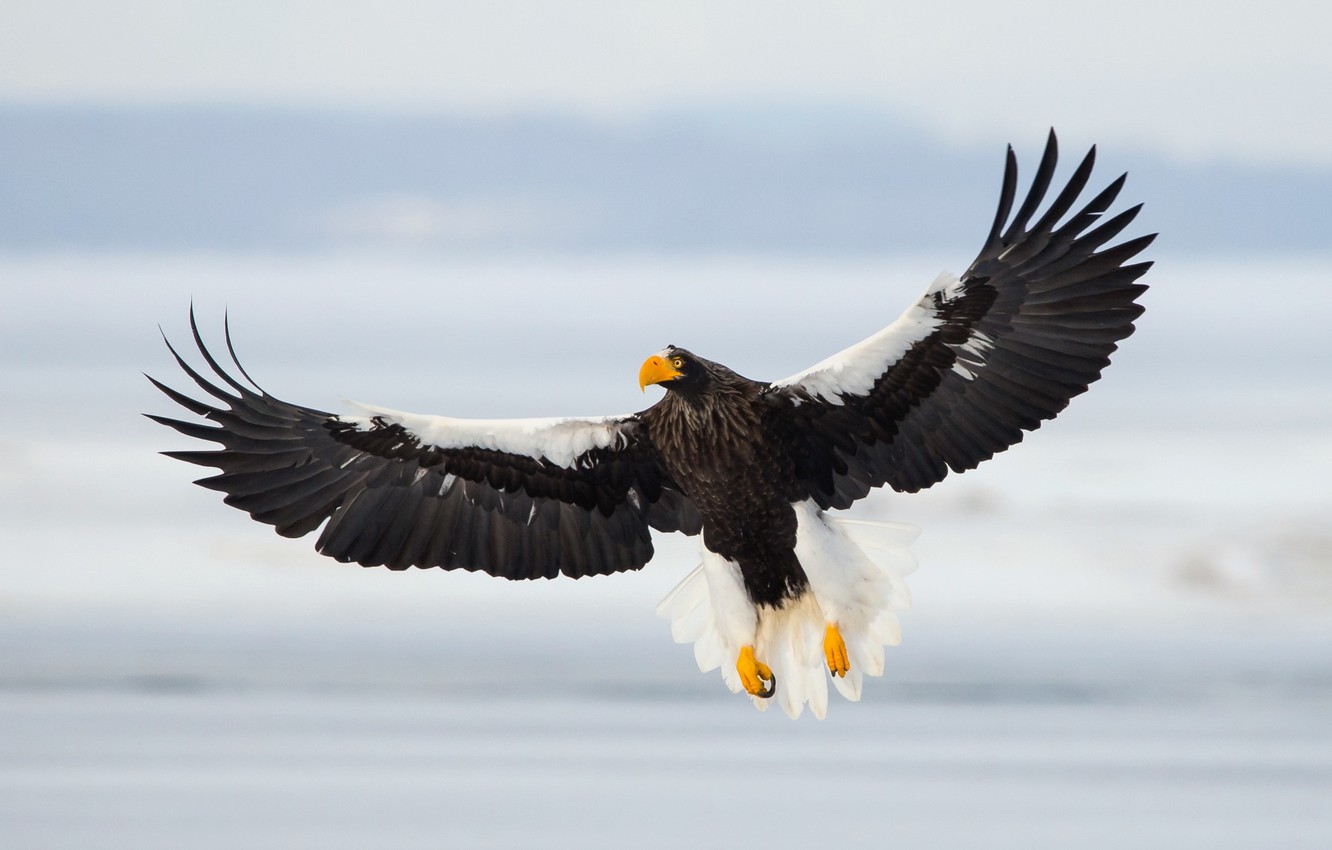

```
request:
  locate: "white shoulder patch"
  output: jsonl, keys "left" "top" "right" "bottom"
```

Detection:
{"left": 339, "top": 402, "right": 633, "bottom": 468}
{"left": 771, "top": 271, "right": 958, "bottom": 403}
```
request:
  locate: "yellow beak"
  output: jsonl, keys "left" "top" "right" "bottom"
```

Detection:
{"left": 638, "top": 355, "right": 682, "bottom": 392}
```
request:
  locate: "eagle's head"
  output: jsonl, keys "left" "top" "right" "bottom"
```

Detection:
{"left": 638, "top": 346, "right": 713, "bottom": 395}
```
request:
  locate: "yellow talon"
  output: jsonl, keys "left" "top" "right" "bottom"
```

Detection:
{"left": 824, "top": 623, "right": 850, "bottom": 677}
{"left": 737, "top": 645, "right": 776, "bottom": 698}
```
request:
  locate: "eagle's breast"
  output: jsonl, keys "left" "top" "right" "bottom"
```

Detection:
{"left": 644, "top": 384, "right": 808, "bottom": 607}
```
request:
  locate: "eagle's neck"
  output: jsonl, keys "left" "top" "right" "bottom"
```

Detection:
{"left": 652, "top": 380, "right": 762, "bottom": 464}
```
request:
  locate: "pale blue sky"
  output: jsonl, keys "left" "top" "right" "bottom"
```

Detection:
{"left": 2, "top": 0, "right": 1330, "bottom": 165}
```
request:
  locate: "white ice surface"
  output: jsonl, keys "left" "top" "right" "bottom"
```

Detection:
{"left": 1, "top": 620, "right": 1330, "bottom": 850}
{"left": 2, "top": 253, "right": 1331, "bottom": 848}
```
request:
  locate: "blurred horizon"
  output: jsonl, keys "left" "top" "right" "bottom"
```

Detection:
{"left": 5, "top": 1, "right": 1331, "bottom": 166}
{"left": 3, "top": 100, "right": 1331, "bottom": 257}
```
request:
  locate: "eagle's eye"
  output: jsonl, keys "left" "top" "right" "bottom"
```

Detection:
{"left": 671, "top": 357, "right": 685, "bottom": 370}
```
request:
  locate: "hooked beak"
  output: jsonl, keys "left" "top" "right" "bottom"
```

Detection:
{"left": 638, "top": 355, "right": 682, "bottom": 392}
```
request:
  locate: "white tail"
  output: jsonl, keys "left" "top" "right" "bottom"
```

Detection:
{"left": 657, "top": 502, "right": 917, "bottom": 719}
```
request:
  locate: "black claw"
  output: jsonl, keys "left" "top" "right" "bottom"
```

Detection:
{"left": 757, "top": 672, "right": 776, "bottom": 699}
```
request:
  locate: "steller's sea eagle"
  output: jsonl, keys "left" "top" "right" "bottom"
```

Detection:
{"left": 149, "top": 130, "right": 1152, "bottom": 718}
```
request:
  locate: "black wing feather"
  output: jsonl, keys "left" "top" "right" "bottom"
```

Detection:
{"left": 149, "top": 311, "right": 701, "bottom": 578}
{"left": 772, "top": 130, "right": 1153, "bottom": 506}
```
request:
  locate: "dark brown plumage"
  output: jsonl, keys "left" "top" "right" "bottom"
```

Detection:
{"left": 640, "top": 350, "right": 807, "bottom": 606}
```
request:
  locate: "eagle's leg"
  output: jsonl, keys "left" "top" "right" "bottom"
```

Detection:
{"left": 824, "top": 623, "right": 850, "bottom": 677}
{"left": 737, "top": 645, "right": 776, "bottom": 698}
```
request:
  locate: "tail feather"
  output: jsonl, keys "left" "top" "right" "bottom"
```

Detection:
{"left": 757, "top": 595, "right": 827, "bottom": 719}
{"left": 657, "top": 505, "right": 918, "bottom": 719}
{"left": 832, "top": 664, "right": 864, "bottom": 702}
{"left": 693, "top": 626, "right": 727, "bottom": 675}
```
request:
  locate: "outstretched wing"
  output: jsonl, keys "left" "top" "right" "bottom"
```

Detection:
{"left": 768, "top": 130, "right": 1154, "bottom": 508}
{"left": 148, "top": 310, "right": 701, "bottom": 579}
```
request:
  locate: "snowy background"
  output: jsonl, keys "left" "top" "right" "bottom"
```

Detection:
{"left": 2, "top": 2, "right": 1331, "bottom": 848}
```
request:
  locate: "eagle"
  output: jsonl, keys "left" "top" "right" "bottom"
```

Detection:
{"left": 149, "top": 130, "right": 1152, "bottom": 718}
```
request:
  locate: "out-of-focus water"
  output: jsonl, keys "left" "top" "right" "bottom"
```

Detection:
{"left": 1, "top": 620, "right": 1330, "bottom": 850}
{"left": 1, "top": 253, "right": 1330, "bottom": 848}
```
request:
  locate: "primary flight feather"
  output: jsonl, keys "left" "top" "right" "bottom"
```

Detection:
{"left": 150, "top": 130, "right": 1152, "bottom": 718}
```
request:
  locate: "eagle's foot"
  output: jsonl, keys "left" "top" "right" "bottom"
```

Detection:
{"left": 824, "top": 623, "right": 850, "bottom": 678}
{"left": 737, "top": 645, "right": 776, "bottom": 698}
